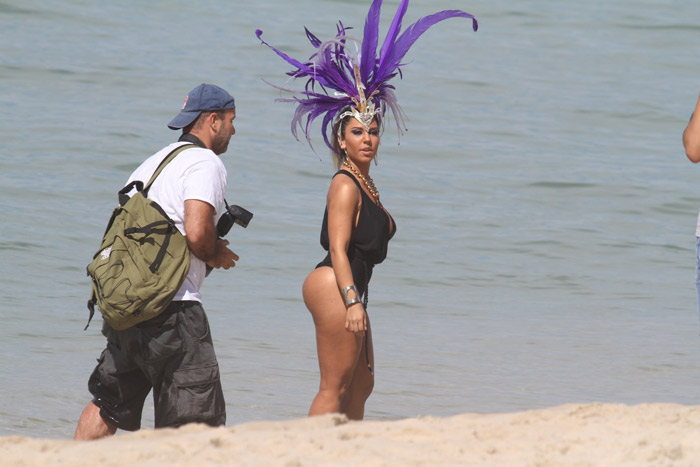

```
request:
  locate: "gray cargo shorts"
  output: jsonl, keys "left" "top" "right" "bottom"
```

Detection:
{"left": 87, "top": 301, "right": 226, "bottom": 431}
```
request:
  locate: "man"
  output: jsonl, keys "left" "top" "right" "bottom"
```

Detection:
{"left": 74, "top": 83, "right": 239, "bottom": 440}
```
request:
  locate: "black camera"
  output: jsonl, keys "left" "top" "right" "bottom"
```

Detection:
{"left": 216, "top": 201, "right": 253, "bottom": 238}
{"left": 206, "top": 201, "right": 253, "bottom": 275}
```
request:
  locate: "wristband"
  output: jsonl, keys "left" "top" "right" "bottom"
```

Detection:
{"left": 342, "top": 285, "right": 361, "bottom": 308}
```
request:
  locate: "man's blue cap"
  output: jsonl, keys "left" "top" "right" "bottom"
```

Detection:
{"left": 168, "top": 83, "right": 236, "bottom": 130}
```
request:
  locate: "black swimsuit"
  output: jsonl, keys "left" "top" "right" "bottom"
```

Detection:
{"left": 316, "top": 170, "right": 397, "bottom": 300}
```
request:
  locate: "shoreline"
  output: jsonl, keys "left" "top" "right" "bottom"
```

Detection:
{"left": 2, "top": 403, "right": 700, "bottom": 466}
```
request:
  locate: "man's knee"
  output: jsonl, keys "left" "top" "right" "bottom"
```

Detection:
{"left": 74, "top": 401, "right": 117, "bottom": 440}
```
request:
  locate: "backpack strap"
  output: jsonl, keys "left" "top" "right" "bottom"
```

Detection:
{"left": 86, "top": 291, "right": 96, "bottom": 331}
{"left": 117, "top": 143, "right": 198, "bottom": 206}
{"left": 123, "top": 201, "right": 177, "bottom": 273}
{"left": 143, "top": 143, "right": 197, "bottom": 196}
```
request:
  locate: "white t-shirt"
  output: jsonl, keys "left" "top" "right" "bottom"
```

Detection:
{"left": 126, "top": 142, "right": 227, "bottom": 302}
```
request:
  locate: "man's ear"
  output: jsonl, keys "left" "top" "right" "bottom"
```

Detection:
{"left": 208, "top": 112, "right": 221, "bottom": 133}
{"left": 198, "top": 111, "right": 218, "bottom": 135}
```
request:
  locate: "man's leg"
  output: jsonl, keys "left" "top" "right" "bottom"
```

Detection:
{"left": 75, "top": 325, "right": 151, "bottom": 439}
{"left": 154, "top": 302, "right": 226, "bottom": 428}
{"left": 74, "top": 401, "right": 117, "bottom": 440}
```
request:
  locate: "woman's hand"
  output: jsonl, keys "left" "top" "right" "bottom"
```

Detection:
{"left": 345, "top": 303, "right": 367, "bottom": 334}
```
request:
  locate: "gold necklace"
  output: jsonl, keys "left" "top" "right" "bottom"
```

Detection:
{"left": 343, "top": 161, "right": 381, "bottom": 206}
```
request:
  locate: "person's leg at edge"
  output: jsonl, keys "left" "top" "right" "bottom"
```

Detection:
{"left": 74, "top": 401, "right": 117, "bottom": 440}
{"left": 304, "top": 267, "right": 365, "bottom": 418}
{"left": 695, "top": 237, "right": 700, "bottom": 331}
{"left": 340, "top": 323, "right": 374, "bottom": 420}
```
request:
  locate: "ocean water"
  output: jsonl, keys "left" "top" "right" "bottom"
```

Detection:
{"left": 2, "top": 0, "right": 700, "bottom": 439}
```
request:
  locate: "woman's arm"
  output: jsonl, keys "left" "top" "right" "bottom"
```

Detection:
{"left": 684, "top": 91, "right": 700, "bottom": 163}
{"left": 326, "top": 175, "right": 367, "bottom": 333}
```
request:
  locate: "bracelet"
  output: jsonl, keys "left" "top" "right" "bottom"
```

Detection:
{"left": 342, "top": 285, "right": 361, "bottom": 308}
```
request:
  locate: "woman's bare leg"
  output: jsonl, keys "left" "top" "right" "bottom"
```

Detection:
{"left": 304, "top": 267, "right": 369, "bottom": 418}
{"left": 340, "top": 323, "right": 374, "bottom": 420}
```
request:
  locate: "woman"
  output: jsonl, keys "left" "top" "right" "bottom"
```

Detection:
{"left": 257, "top": 0, "right": 477, "bottom": 418}
{"left": 303, "top": 111, "right": 395, "bottom": 419}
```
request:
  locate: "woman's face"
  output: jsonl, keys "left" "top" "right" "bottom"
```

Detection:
{"left": 339, "top": 117, "right": 380, "bottom": 165}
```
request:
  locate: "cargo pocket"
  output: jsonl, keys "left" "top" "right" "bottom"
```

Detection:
{"left": 141, "top": 317, "right": 181, "bottom": 363}
{"left": 164, "top": 363, "right": 225, "bottom": 427}
{"left": 179, "top": 305, "right": 211, "bottom": 343}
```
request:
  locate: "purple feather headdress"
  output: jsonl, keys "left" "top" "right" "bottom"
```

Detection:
{"left": 256, "top": 0, "right": 478, "bottom": 153}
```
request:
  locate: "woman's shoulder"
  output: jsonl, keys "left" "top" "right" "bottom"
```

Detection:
{"left": 330, "top": 170, "right": 359, "bottom": 187}
{"left": 327, "top": 170, "right": 361, "bottom": 201}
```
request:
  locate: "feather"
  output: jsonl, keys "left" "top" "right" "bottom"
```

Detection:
{"left": 373, "top": 10, "right": 478, "bottom": 90}
{"left": 316, "top": 37, "right": 360, "bottom": 97}
{"left": 378, "top": 0, "right": 409, "bottom": 65}
{"left": 304, "top": 28, "right": 322, "bottom": 49}
{"left": 255, "top": 30, "right": 329, "bottom": 88}
{"left": 359, "top": 0, "right": 383, "bottom": 84}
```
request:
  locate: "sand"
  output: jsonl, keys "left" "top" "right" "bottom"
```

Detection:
{"left": 2, "top": 403, "right": 700, "bottom": 466}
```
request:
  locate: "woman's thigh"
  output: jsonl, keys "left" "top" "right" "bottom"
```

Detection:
{"left": 303, "top": 267, "right": 363, "bottom": 387}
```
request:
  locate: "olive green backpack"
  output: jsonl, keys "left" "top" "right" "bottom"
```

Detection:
{"left": 85, "top": 144, "right": 196, "bottom": 330}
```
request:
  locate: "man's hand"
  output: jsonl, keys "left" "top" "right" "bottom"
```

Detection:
{"left": 207, "top": 239, "right": 239, "bottom": 270}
